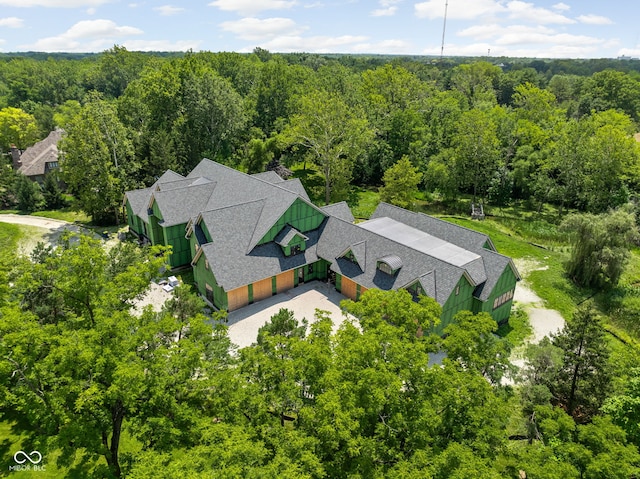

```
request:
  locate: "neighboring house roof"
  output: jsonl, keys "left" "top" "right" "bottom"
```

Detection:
{"left": 17, "top": 129, "right": 64, "bottom": 178}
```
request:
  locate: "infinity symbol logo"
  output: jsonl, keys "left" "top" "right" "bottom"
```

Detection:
{"left": 13, "top": 450, "right": 42, "bottom": 464}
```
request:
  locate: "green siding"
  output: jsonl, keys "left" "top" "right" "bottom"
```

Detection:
{"left": 193, "top": 252, "right": 227, "bottom": 310}
{"left": 335, "top": 273, "right": 342, "bottom": 292}
{"left": 163, "top": 223, "right": 190, "bottom": 268}
{"left": 125, "top": 201, "right": 144, "bottom": 236}
{"left": 437, "top": 275, "right": 476, "bottom": 335}
{"left": 258, "top": 198, "right": 326, "bottom": 245}
{"left": 475, "top": 265, "right": 518, "bottom": 323}
{"left": 248, "top": 284, "right": 254, "bottom": 303}
{"left": 148, "top": 200, "right": 164, "bottom": 246}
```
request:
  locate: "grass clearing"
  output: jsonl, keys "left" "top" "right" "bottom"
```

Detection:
{"left": 351, "top": 187, "right": 380, "bottom": 220}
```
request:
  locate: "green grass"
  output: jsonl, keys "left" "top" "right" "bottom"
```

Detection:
{"left": 351, "top": 187, "right": 380, "bottom": 220}
{"left": 441, "top": 216, "right": 581, "bottom": 319}
{"left": 0, "top": 208, "right": 90, "bottom": 224}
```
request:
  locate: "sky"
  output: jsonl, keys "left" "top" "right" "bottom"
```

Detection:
{"left": 0, "top": 0, "right": 638, "bottom": 59}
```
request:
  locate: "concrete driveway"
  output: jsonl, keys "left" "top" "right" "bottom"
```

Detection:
{"left": 225, "top": 280, "right": 355, "bottom": 349}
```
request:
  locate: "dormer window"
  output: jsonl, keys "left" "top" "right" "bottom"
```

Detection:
{"left": 275, "top": 225, "right": 308, "bottom": 257}
{"left": 377, "top": 255, "right": 402, "bottom": 275}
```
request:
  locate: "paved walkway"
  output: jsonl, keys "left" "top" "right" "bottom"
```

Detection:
{"left": 225, "top": 280, "right": 354, "bottom": 349}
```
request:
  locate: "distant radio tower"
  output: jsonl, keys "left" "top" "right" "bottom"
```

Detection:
{"left": 440, "top": 0, "right": 448, "bottom": 60}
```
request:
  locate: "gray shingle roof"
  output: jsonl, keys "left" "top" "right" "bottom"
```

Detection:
{"left": 197, "top": 201, "right": 323, "bottom": 291}
{"left": 251, "top": 171, "right": 285, "bottom": 183}
{"left": 321, "top": 202, "right": 355, "bottom": 223}
{"left": 124, "top": 169, "right": 185, "bottom": 223}
{"left": 152, "top": 181, "right": 218, "bottom": 227}
{"left": 371, "top": 203, "right": 495, "bottom": 251}
{"left": 275, "top": 225, "right": 309, "bottom": 246}
{"left": 18, "top": 129, "right": 63, "bottom": 178}
{"left": 369, "top": 203, "right": 519, "bottom": 300}
{"left": 317, "top": 216, "right": 467, "bottom": 305}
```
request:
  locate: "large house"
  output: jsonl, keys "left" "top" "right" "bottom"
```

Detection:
{"left": 11, "top": 129, "right": 63, "bottom": 183}
{"left": 124, "top": 159, "right": 519, "bottom": 331}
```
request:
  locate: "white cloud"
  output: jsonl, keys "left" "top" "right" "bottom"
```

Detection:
{"left": 254, "top": 34, "right": 369, "bottom": 53}
{"left": 371, "top": 7, "right": 397, "bottom": 17}
{"left": 21, "top": 19, "right": 142, "bottom": 51}
{"left": 505, "top": 1, "right": 574, "bottom": 24}
{"left": 154, "top": 5, "right": 184, "bottom": 16}
{"left": 220, "top": 17, "right": 305, "bottom": 42}
{"left": 123, "top": 39, "right": 202, "bottom": 51}
{"left": 0, "top": 0, "right": 110, "bottom": 6}
{"left": 552, "top": 2, "right": 570, "bottom": 12}
{"left": 577, "top": 14, "right": 613, "bottom": 26}
{"left": 352, "top": 38, "right": 412, "bottom": 54}
{"left": 0, "top": 17, "right": 24, "bottom": 28}
{"left": 86, "top": 7, "right": 96, "bottom": 14}
{"left": 208, "top": 0, "right": 296, "bottom": 16}
{"left": 415, "top": 0, "right": 504, "bottom": 20}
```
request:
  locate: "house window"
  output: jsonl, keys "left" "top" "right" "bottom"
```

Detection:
{"left": 493, "top": 289, "right": 514, "bottom": 310}
{"left": 377, "top": 262, "right": 394, "bottom": 275}
{"left": 455, "top": 285, "right": 460, "bottom": 296}
{"left": 205, "top": 259, "right": 209, "bottom": 270}
{"left": 308, "top": 264, "right": 314, "bottom": 274}
{"left": 291, "top": 245, "right": 301, "bottom": 255}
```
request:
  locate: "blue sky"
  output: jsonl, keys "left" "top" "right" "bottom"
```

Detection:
{"left": 0, "top": 0, "right": 637, "bottom": 58}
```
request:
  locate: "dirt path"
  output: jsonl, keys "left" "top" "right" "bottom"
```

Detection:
{"left": 513, "top": 258, "right": 566, "bottom": 343}
{"left": 0, "top": 214, "right": 103, "bottom": 254}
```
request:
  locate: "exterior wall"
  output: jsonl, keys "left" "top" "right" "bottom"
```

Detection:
{"left": 474, "top": 265, "right": 518, "bottom": 323}
{"left": 125, "top": 201, "right": 144, "bottom": 237}
{"left": 293, "top": 259, "right": 329, "bottom": 287}
{"left": 148, "top": 201, "right": 165, "bottom": 246}
{"left": 163, "top": 223, "right": 190, "bottom": 268}
{"left": 193, "top": 252, "right": 227, "bottom": 310}
{"left": 258, "top": 198, "right": 326, "bottom": 245}
{"left": 438, "top": 275, "right": 476, "bottom": 335}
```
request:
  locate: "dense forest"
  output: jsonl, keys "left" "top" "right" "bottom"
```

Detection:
{"left": 1, "top": 47, "right": 640, "bottom": 221}
{"left": 1, "top": 47, "right": 640, "bottom": 478}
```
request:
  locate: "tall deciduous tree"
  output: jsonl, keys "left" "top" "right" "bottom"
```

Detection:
{"left": 0, "top": 234, "right": 230, "bottom": 478}
{"left": 60, "top": 93, "right": 137, "bottom": 224}
{"left": 282, "top": 89, "right": 374, "bottom": 204}
{"left": 561, "top": 208, "right": 639, "bottom": 289}
{"left": 453, "top": 109, "right": 501, "bottom": 203}
{"left": 0, "top": 106, "right": 39, "bottom": 151}
{"left": 380, "top": 156, "right": 423, "bottom": 210}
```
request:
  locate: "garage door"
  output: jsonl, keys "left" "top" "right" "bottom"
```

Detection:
{"left": 341, "top": 277, "right": 358, "bottom": 300}
{"left": 275, "top": 270, "right": 294, "bottom": 294}
{"left": 227, "top": 286, "right": 249, "bottom": 311}
{"left": 253, "top": 277, "right": 273, "bottom": 302}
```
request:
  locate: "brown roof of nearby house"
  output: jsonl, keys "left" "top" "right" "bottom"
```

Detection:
{"left": 18, "top": 129, "right": 64, "bottom": 178}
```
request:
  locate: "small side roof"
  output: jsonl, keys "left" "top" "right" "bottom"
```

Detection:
{"left": 275, "top": 225, "right": 309, "bottom": 246}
